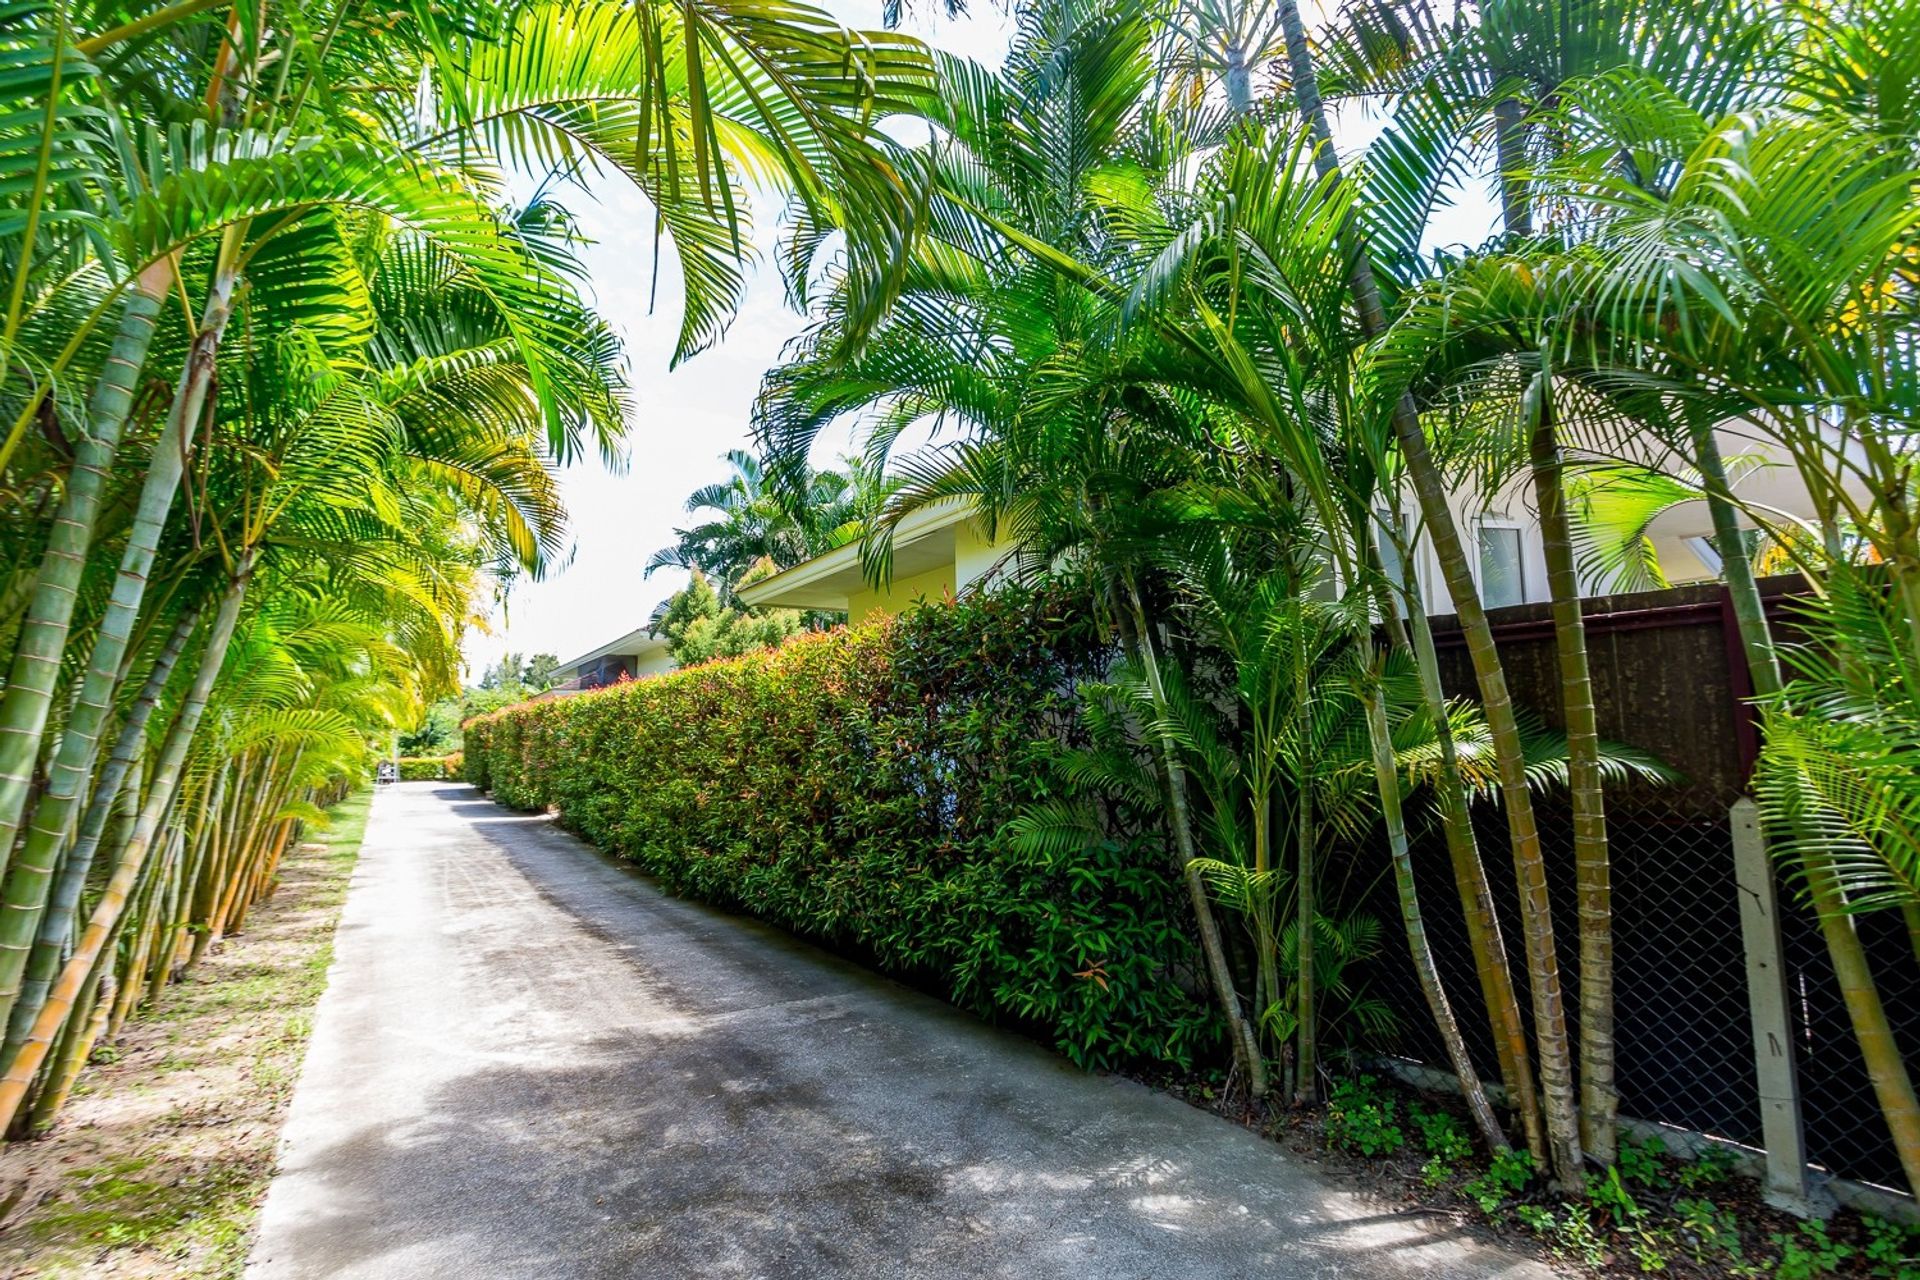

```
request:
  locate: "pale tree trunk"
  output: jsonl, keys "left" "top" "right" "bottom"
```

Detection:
{"left": 1498, "top": 99, "right": 1618, "bottom": 1167}
{"left": 1363, "top": 680, "right": 1509, "bottom": 1151}
{"left": 1293, "top": 615, "right": 1317, "bottom": 1104}
{"left": 1274, "top": 0, "right": 1582, "bottom": 1187}
{"left": 1398, "top": 544, "right": 1544, "bottom": 1158}
{"left": 0, "top": 243, "right": 238, "bottom": 1029}
{"left": 0, "top": 264, "right": 172, "bottom": 867}
{"left": 0, "top": 551, "right": 254, "bottom": 1132}
{"left": 1530, "top": 406, "right": 1615, "bottom": 1164}
{"left": 1119, "top": 581, "right": 1267, "bottom": 1097}
{"left": 21, "top": 962, "right": 109, "bottom": 1137}
{"left": 1691, "top": 417, "right": 1920, "bottom": 1193}
{"left": 2, "top": 601, "right": 202, "bottom": 1056}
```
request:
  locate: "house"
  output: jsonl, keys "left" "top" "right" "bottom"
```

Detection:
{"left": 1403, "top": 424, "right": 1857, "bottom": 617}
{"left": 738, "top": 497, "right": 1011, "bottom": 621}
{"left": 541, "top": 625, "right": 675, "bottom": 697}
{"left": 739, "top": 430, "right": 1846, "bottom": 620}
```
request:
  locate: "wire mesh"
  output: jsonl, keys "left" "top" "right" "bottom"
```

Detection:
{"left": 1779, "top": 885, "right": 1920, "bottom": 1193}
{"left": 1367, "top": 797, "right": 1763, "bottom": 1148}
{"left": 1362, "top": 791, "right": 1920, "bottom": 1195}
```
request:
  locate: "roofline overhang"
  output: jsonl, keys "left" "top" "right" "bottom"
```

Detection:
{"left": 736, "top": 497, "right": 976, "bottom": 612}
{"left": 557, "top": 625, "right": 673, "bottom": 676}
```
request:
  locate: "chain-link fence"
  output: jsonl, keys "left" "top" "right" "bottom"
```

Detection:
{"left": 1779, "top": 877, "right": 1920, "bottom": 1193}
{"left": 1367, "top": 798, "right": 1763, "bottom": 1152}
{"left": 1359, "top": 580, "right": 1920, "bottom": 1202}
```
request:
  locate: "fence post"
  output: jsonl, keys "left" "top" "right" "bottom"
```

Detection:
{"left": 1731, "top": 797, "right": 1828, "bottom": 1216}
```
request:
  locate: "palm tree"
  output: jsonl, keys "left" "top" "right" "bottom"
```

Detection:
{"left": 0, "top": 0, "right": 936, "bottom": 1125}
{"left": 1266, "top": 0, "right": 1589, "bottom": 1189}
{"left": 759, "top": 0, "right": 1275, "bottom": 1093}
{"left": 0, "top": 0, "right": 933, "bottom": 878}
{"left": 648, "top": 450, "right": 840, "bottom": 590}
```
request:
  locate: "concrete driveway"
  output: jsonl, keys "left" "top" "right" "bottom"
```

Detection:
{"left": 248, "top": 782, "right": 1555, "bottom": 1279}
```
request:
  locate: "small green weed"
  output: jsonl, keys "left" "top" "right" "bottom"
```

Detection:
{"left": 1616, "top": 1134, "right": 1670, "bottom": 1189}
{"left": 1324, "top": 1075, "right": 1404, "bottom": 1157}
{"left": 1675, "top": 1142, "right": 1739, "bottom": 1190}
{"left": 1517, "top": 1203, "right": 1610, "bottom": 1269}
{"left": 1674, "top": 1197, "right": 1740, "bottom": 1262}
{"left": 1464, "top": 1147, "right": 1535, "bottom": 1214}
{"left": 1773, "top": 1218, "right": 1854, "bottom": 1280}
{"left": 1410, "top": 1104, "right": 1471, "bottom": 1162}
{"left": 1860, "top": 1212, "right": 1920, "bottom": 1279}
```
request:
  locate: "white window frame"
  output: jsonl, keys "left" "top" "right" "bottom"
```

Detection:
{"left": 1373, "top": 508, "right": 1414, "bottom": 616}
{"left": 1475, "top": 516, "right": 1530, "bottom": 608}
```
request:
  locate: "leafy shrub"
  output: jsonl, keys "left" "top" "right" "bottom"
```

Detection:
{"left": 1324, "top": 1075, "right": 1405, "bottom": 1156}
{"left": 1615, "top": 1134, "right": 1670, "bottom": 1188}
{"left": 1464, "top": 1148, "right": 1536, "bottom": 1214}
{"left": 1674, "top": 1142, "right": 1738, "bottom": 1190}
{"left": 1774, "top": 1219, "right": 1854, "bottom": 1280}
{"left": 1411, "top": 1103, "right": 1472, "bottom": 1163}
{"left": 397, "top": 755, "right": 460, "bottom": 781}
{"left": 462, "top": 589, "right": 1217, "bottom": 1071}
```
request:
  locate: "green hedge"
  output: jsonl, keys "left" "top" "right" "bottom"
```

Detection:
{"left": 463, "top": 590, "right": 1216, "bottom": 1070}
{"left": 397, "top": 754, "right": 460, "bottom": 781}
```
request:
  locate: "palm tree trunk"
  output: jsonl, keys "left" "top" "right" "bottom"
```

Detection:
{"left": 1396, "top": 551, "right": 1543, "bottom": 1156}
{"left": 1691, "top": 417, "right": 1920, "bottom": 1192}
{"left": 0, "top": 265, "right": 172, "bottom": 867}
{"left": 1118, "top": 580, "right": 1268, "bottom": 1097}
{"left": 1529, "top": 407, "right": 1616, "bottom": 1164}
{"left": 1362, "top": 680, "right": 1508, "bottom": 1151}
{"left": 0, "top": 244, "right": 237, "bottom": 998}
{"left": 21, "top": 960, "right": 109, "bottom": 1137}
{"left": 0, "top": 551, "right": 254, "bottom": 1133}
{"left": 1273, "top": 0, "right": 1582, "bottom": 1186}
{"left": 1, "top": 601, "right": 202, "bottom": 1056}
{"left": 0, "top": 593, "right": 209, "bottom": 1035}
{"left": 1294, "top": 614, "right": 1317, "bottom": 1104}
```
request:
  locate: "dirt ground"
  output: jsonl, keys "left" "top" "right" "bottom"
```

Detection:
{"left": 0, "top": 788, "right": 371, "bottom": 1279}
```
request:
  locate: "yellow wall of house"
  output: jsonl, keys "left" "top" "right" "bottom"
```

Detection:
{"left": 633, "top": 648, "right": 675, "bottom": 677}
{"left": 953, "top": 520, "right": 1003, "bottom": 590}
{"left": 848, "top": 564, "right": 956, "bottom": 624}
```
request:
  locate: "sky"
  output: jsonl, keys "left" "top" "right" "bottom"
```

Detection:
{"left": 465, "top": 1, "right": 1015, "bottom": 676}
{"left": 464, "top": 1, "right": 1500, "bottom": 678}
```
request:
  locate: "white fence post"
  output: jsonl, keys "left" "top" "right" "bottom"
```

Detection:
{"left": 1731, "top": 797, "right": 1829, "bottom": 1216}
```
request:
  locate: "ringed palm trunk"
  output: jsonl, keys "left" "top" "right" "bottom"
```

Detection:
{"left": 1529, "top": 408, "right": 1616, "bottom": 1164}
{"left": 0, "top": 264, "right": 172, "bottom": 866}
{"left": 1274, "top": 0, "right": 1582, "bottom": 1186}
{"left": 21, "top": 961, "right": 109, "bottom": 1137}
{"left": 0, "top": 588, "right": 212, "bottom": 1036}
{"left": 1362, "top": 679, "right": 1508, "bottom": 1152}
{"left": 2, "top": 601, "right": 203, "bottom": 1058}
{"left": 1397, "top": 546, "right": 1545, "bottom": 1158}
{"left": 1496, "top": 103, "right": 1619, "bottom": 1165}
{"left": 1690, "top": 416, "right": 1920, "bottom": 1192}
{"left": 1293, "top": 616, "right": 1317, "bottom": 1104}
{"left": 0, "top": 550, "right": 254, "bottom": 1133}
{"left": 1119, "top": 580, "right": 1267, "bottom": 1097}
{"left": 0, "top": 248, "right": 238, "bottom": 1026}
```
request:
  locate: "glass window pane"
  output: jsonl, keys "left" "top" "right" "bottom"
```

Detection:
{"left": 1375, "top": 510, "right": 1409, "bottom": 612}
{"left": 1478, "top": 525, "right": 1525, "bottom": 608}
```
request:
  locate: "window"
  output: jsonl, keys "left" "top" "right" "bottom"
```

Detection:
{"left": 1477, "top": 523, "right": 1527, "bottom": 608}
{"left": 1374, "top": 510, "right": 1411, "bottom": 614}
{"left": 1684, "top": 535, "right": 1724, "bottom": 575}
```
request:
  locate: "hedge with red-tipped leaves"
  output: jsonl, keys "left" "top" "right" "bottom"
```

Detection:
{"left": 462, "top": 588, "right": 1217, "bottom": 1070}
